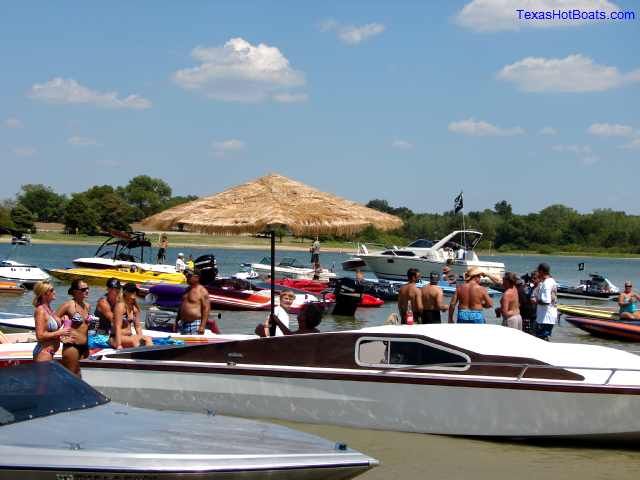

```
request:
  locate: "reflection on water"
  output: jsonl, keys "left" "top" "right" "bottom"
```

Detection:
{"left": 2, "top": 243, "right": 640, "bottom": 475}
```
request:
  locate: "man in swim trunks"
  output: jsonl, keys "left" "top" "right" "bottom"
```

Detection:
{"left": 398, "top": 268, "right": 422, "bottom": 324}
{"left": 177, "top": 269, "right": 220, "bottom": 335}
{"left": 420, "top": 272, "right": 448, "bottom": 324}
{"left": 448, "top": 267, "right": 493, "bottom": 324}
{"left": 496, "top": 272, "right": 522, "bottom": 329}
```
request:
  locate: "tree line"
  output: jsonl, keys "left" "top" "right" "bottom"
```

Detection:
{"left": 0, "top": 176, "right": 196, "bottom": 235}
{"left": 360, "top": 199, "right": 640, "bottom": 254}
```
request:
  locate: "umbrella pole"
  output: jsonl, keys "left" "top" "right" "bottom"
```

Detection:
{"left": 269, "top": 230, "right": 276, "bottom": 336}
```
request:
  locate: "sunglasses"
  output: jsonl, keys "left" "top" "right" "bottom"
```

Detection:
{"left": 76, "top": 287, "right": 90, "bottom": 292}
{"left": 46, "top": 288, "right": 55, "bottom": 294}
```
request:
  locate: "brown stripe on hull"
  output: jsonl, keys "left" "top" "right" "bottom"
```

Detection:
{"left": 80, "top": 359, "right": 640, "bottom": 396}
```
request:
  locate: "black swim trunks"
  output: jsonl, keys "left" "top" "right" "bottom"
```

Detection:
{"left": 62, "top": 342, "right": 89, "bottom": 357}
{"left": 421, "top": 309, "right": 442, "bottom": 324}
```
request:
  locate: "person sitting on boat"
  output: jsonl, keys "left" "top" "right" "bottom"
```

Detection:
{"left": 109, "top": 283, "right": 153, "bottom": 349}
{"left": 94, "top": 278, "right": 122, "bottom": 335}
{"left": 398, "top": 268, "right": 423, "bottom": 324}
{"left": 619, "top": 281, "right": 640, "bottom": 320}
{"left": 268, "top": 302, "right": 322, "bottom": 335}
{"left": 448, "top": 267, "right": 493, "bottom": 324}
{"left": 496, "top": 272, "right": 522, "bottom": 330}
{"left": 420, "top": 272, "right": 448, "bottom": 324}
{"left": 533, "top": 263, "right": 558, "bottom": 341}
{"left": 177, "top": 269, "right": 220, "bottom": 335}
{"left": 187, "top": 254, "right": 195, "bottom": 271}
{"left": 175, "top": 253, "right": 187, "bottom": 273}
{"left": 56, "top": 280, "right": 92, "bottom": 376}
{"left": 32, "top": 281, "right": 69, "bottom": 362}
{"left": 259, "top": 289, "right": 295, "bottom": 337}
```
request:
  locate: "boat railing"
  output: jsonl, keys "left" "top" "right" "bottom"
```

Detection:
{"left": 382, "top": 361, "right": 640, "bottom": 385}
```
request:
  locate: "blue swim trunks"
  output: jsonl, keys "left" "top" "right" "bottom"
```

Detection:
{"left": 179, "top": 319, "right": 202, "bottom": 334}
{"left": 457, "top": 310, "right": 485, "bottom": 324}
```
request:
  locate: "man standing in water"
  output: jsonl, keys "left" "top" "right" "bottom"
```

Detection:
{"left": 420, "top": 272, "right": 448, "bottom": 324}
{"left": 534, "top": 263, "right": 557, "bottom": 340}
{"left": 398, "top": 268, "right": 422, "bottom": 324}
{"left": 496, "top": 272, "right": 522, "bottom": 330}
{"left": 448, "top": 267, "right": 493, "bottom": 324}
{"left": 177, "top": 269, "right": 220, "bottom": 335}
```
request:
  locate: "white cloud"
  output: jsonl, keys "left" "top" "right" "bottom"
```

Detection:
{"left": 29, "top": 78, "right": 152, "bottom": 109}
{"left": 620, "top": 138, "right": 640, "bottom": 150}
{"left": 173, "top": 38, "right": 306, "bottom": 103}
{"left": 68, "top": 136, "right": 101, "bottom": 147}
{"left": 212, "top": 139, "right": 245, "bottom": 158}
{"left": 587, "top": 123, "right": 635, "bottom": 137}
{"left": 539, "top": 126, "right": 557, "bottom": 135}
{"left": 552, "top": 144, "right": 598, "bottom": 164}
{"left": 13, "top": 146, "right": 37, "bottom": 157}
{"left": 448, "top": 118, "right": 524, "bottom": 136}
{"left": 4, "top": 118, "right": 24, "bottom": 128}
{"left": 391, "top": 139, "right": 414, "bottom": 149}
{"left": 320, "top": 19, "right": 385, "bottom": 45}
{"left": 456, "top": 0, "right": 622, "bottom": 32}
{"left": 272, "top": 93, "right": 308, "bottom": 103}
{"left": 497, "top": 54, "right": 640, "bottom": 93}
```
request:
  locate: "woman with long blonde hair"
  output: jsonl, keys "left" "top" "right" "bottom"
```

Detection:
{"left": 32, "top": 281, "right": 69, "bottom": 361}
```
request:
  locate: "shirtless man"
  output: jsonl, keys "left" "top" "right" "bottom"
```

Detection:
{"left": 448, "top": 267, "right": 493, "bottom": 324}
{"left": 420, "top": 272, "right": 448, "bottom": 324}
{"left": 496, "top": 272, "right": 521, "bottom": 329}
{"left": 398, "top": 268, "right": 423, "bottom": 324}
{"left": 177, "top": 270, "right": 220, "bottom": 335}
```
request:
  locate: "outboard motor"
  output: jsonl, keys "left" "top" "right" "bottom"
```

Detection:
{"left": 332, "top": 278, "right": 362, "bottom": 317}
{"left": 194, "top": 254, "right": 218, "bottom": 285}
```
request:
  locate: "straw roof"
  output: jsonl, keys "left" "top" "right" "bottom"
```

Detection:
{"left": 141, "top": 174, "right": 403, "bottom": 236}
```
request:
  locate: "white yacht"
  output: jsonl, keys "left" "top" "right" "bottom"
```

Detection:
{"left": 358, "top": 230, "right": 505, "bottom": 281}
{"left": 0, "top": 260, "right": 50, "bottom": 287}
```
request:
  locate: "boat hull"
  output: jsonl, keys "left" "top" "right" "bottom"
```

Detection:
{"left": 49, "top": 267, "right": 185, "bottom": 286}
{"left": 566, "top": 316, "right": 640, "bottom": 342}
{"left": 82, "top": 362, "right": 640, "bottom": 440}
{"left": 359, "top": 256, "right": 505, "bottom": 282}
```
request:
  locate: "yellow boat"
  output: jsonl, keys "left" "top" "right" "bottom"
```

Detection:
{"left": 48, "top": 267, "right": 186, "bottom": 286}
{"left": 558, "top": 304, "right": 618, "bottom": 320}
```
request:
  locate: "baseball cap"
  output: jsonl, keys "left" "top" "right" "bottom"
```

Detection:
{"left": 106, "top": 278, "right": 122, "bottom": 289}
{"left": 122, "top": 282, "right": 139, "bottom": 294}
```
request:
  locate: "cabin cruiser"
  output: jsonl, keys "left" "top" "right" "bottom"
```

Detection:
{"left": 0, "top": 362, "right": 377, "bottom": 479}
{"left": 0, "top": 260, "right": 50, "bottom": 287}
{"left": 248, "top": 257, "right": 337, "bottom": 281}
{"left": 72, "top": 230, "right": 178, "bottom": 274}
{"left": 82, "top": 324, "right": 640, "bottom": 440}
{"left": 358, "top": 231, "right": 505, "bottom": 282}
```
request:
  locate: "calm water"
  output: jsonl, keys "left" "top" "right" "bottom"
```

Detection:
{"left": 2, "top": 242, "right": 640, "bottom": 478}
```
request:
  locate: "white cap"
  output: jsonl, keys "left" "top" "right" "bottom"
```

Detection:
{"left": 178, "top": 252, "right": 184, "bottom": 257}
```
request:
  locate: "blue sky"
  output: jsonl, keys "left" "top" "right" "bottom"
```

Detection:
{"left": 1, "top": 0, "right": 638, "bottom": 214}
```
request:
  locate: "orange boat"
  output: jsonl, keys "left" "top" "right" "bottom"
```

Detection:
{"left": 566, "top": 316, "right": 640, "bottom": 342}
{"left": 0, "top": 281, "right": 25, "bottom": 294}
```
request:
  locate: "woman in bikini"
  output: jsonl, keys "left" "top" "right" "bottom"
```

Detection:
{"left": 33, "top": 281, "right": 70, "bottom": 361}
{"left": 56, "top": 279, "right": 91, "bottom": 376}
{"left": 109, "top": 283, "right": 152, "bottom": 349}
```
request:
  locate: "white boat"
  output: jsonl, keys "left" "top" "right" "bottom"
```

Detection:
{"left": 358, "top": 231, "right": 505, "bottom": 281}
{"left": 0, "top": 259, "right": 50, "bottom": 287}
{"left": 248, "top": 257, "right": 337, "bottom": 281}
{"left": 73, "top": 230, "right": 178, "bottom": 274}
{"left": 81, "top": 324, "right": 640, "bottom": 440}
{"left": 0, "top": 362, "right": 377, "bottom": 480}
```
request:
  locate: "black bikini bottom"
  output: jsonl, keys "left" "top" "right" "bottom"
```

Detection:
{"left": 62, "top": 342, "right": 89, "bottom": 357}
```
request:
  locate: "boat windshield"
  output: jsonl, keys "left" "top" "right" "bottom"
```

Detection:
{"left": 279, "top": 257, "right": 303, "bottom": 268}
{"left": 0, "top": 362, "right": 109, "bottom": 427}
{"left": 406, "top": 239, "right": 434, "bottom": 248}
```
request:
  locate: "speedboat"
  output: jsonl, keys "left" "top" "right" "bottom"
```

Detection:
{"left": 49, "top": 265, "right": 186, "bottom": 286}
{"left": 357, "top": 231, "right": 505, "bottom": 282}
{"left": 10, "top": 234, "right": 31, "bottom": 245}
{"left": 0, "top": 362, "right": 377, "bottom": 480}
{"left": 557, "top": 273, "right": 619, "bottom": 301}
{"left": 0, "top": 259, "right": 50, "bottom": 287}
{"left": 558, "top": 304, "right": 618, "bottom": 320}
{"left": 0, "top": 281, "right": 25, "bottom": 294}
{"left": 72, "top": 230, "right": 178, "bottom": 274}
{"left": 566, "top": 316, "right": 640, "bottom": 342}
{"left": 248, "top": 256, "right": 337, "bottom": 281}
{"left": 82, "top": 324, "right": 640, "bottom": 440}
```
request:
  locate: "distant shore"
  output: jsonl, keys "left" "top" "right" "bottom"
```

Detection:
{"left": 2, "top": 233, "right": 639, "bottom": 259}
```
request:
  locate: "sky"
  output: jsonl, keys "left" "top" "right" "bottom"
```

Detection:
{"left": 1, "top": 0, "right": 638, "bottom": 214}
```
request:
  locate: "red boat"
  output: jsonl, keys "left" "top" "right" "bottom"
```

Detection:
{"left": 566, "top": 316, "right": 640, "bottom": 342}
{"left": 274, "top": 278, "right": 384, "bottom": 308}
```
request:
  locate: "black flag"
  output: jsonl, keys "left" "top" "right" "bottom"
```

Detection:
{"left": 454, "top": 192, "right": 463, "bottom": 214}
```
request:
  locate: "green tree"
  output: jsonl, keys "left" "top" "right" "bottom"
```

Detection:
{"left": 163, "top": 195, "right": 199, "bottom": 210}
{"left": 96, "top": 193, "right": 133, "bottom": 232}
{"left": 10, "top": 204, "right": 36, "bottom": 232}
{"left": 494, "top": 200, "right": 512, "bottom": 218}
{"left": 118, "top": 175, "right": 172, "bottom": 221}
{"left": 64, "top": 194, "right": 98, "bottom": 235}
{"left": 17, "top": 184, "right": 67, "bottom": 222}
{"left": 0, "top": 201, "right": 14, "bottom": 228}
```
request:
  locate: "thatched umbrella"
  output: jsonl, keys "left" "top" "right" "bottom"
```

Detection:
{"left": 141, "top": 173, "right": 403, "bottom": 323}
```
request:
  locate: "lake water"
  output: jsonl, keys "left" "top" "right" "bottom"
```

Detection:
{"left": 2, "top": 242, "right": 640, "bottom": 478}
